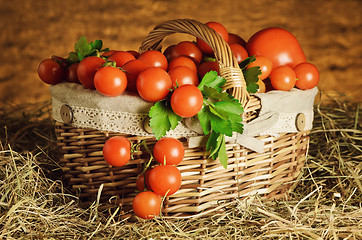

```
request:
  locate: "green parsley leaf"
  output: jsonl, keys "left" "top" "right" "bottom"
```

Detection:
{"left": 74, "top": 36, "right": 92, "bottom": 61}
{"left": 243, "top": 66, "right": 261, "bottom": 93}
{"left": 239, "top": 55, "right": 256, "bottom": 70}
{"left": 202, "top": 86, "right": 235, "bottom": 102}
{"left": 206, "top": 131, "right": 228, "bottom": 168}
{"left": 67, "top": 52, "right": 80, "bottom": 64}
{"left": 90, "top": 40, "right": 103, "bottom": 51}
{"left": 198, "top": 71, "right": 226, "bottom": 92}
{"left": 149, "top": 100, "right": 181, "bottom": 139}
{"left": 197, "top": 106, "right": 212, "bottom": 135}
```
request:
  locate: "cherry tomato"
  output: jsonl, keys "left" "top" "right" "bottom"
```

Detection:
{"left": 153, "top": 137, "right": 185, "bottom": 165}
{"left": 294, "top": 62, "right": 319, "bottom": 90}
{"left": 247, "top": 56, "right": 273, "bottom": 80}
{"left": 94, "top": 66, "right": 127, "bottom": 97}
{"left": 132, "top": 191, "right": 162, "bottom": 219}
{"left": 228, "top": 33, "right": 247, "bottom": 48}
{"left": 270, "top": 65, "right": 296, "bottom": 91}
{"left": 138, "top": 50, "right": 168, "bottom": 71}
{"left": 102, "top": 136, "right": 131, "bottom": 167}
{"left": 38, "top": 58, "right": 66, "bottom": 85}
{"left": 136, "top": 169, "right": 152, "bottom": 191}
{"left": 127, "top": 50, "right": 140, "bottom": 59}
{"left": 137, "top": 67, "right": 172, "bottom": 102}
{"left": 77, "top": 56, "right": 106, "bottom": 89}
{"left": 198, "top": 61, "right": 219, "bottom": 79}
{"left": 246, "top": 27, "right": 306, "bottom": 69}
{"left": 102, "top": 50, "right": 117, "bottom": 57}
{"left": 256, "top": 79, "right": 266, "bottom": 93}
{"left": 197, "top": 21, "right": 229, "bottom": 55}
{"left": 122, "top": 59, "right": 149, "bottom": 93}
{"left": 66, "top": 63, "right": 80, "bottom": 83}
{"left": 229, "top": 43, "right": 248, "bottom": 64}
{"left": 171, "top": 41, "right": 203, "bottom": 63}
{"left": 148, "top": 165, "right": 182, "bottom": 196}
{"left": 163, "top": 44, "right": 175, "bottom": 62}
{"left": 168, "top": 56, "right": 197, "bottom": 72}
{"left": 171, "top": 84, "right": 203, "bottom": 118}
{"left": 108, "top": 51, "right": 135, "bottom": 67}
{"left": 168, "top": 66, "right": 199, "bottom": 88}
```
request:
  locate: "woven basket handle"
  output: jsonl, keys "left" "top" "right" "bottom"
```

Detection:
{"left": 139, "top": 19, "right": 249, "bottom": 106}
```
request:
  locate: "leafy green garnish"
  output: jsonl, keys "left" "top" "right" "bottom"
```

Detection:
{"left": 149, "top": 100, "right": 181, "bottom": 140}
{"left": 147, "top": 71, "right": 245, "bottom": 168}
{"left": 197, "top": 71, "right": 226, "bottom": 92}
{"left": 239, "top": 55, "right": 262, "bottom": 94}
{"left": 66, "top": 36, "right": 109, "bottom": 63}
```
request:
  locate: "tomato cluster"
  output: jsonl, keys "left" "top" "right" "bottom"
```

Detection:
{"left": 38, "top": 21, "right": 318, "bottom": 100}
{"left": 38, "top": 20, "right": 320, "bottom": 219}
{"left": 102, "top": 136, "right": 184, "bottom": 219}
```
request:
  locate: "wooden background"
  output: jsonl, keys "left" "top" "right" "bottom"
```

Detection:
{"left": 0, "top": 0, "right": 361, "bottom": 105}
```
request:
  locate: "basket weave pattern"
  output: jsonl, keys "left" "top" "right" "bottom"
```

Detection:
{"left": 54, "top": 19, "right": 310, "bottom": 217}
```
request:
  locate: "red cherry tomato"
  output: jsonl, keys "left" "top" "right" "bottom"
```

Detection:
{"left": 38, "top": 58, "right": 66, "bottom": 85}
{"left": 246, "top": 27, "right": 307, "bottom": 69}
{"left": 102, "top": 50, "right": 117, "bottom": 57}
{"left": 122, "top": 59, "right": 149, "bottom": 93}
{"left": 153, "top": 137, "right": 185, "bottom": 165}
{"left": 171, "top": 84, "right": 203, "bottom": 118}
{"left": 66, "top": 63, "right": 80, "bottom": 83}
{"left": 148, "top": 165, "right": 182, "bottom": 196}
{"left": 228, "top": 33, "right": 247, "bottom": 48}
{"left": 77, "top": 56, "right": 106, "bottom": 89}
{"left": 94, "top": 66, "right": 127, "bottom": 97}
{"left": 168, "top": 66, "right": 199, "bottom": 88}
{"left": 127, "top": 50, "right": 140, "bottom": 59}
{"left": 168, "top": 56, "right": 197, "bottom": 72}
{"left": 294, "top": 62, "right": 319, "bottom": 90}
{"left": 138, "top": 50, "right": 168, "bottom": 71}
{"left": 136, "top": 169, "right": 152, "bottom": 191}
{"left": 256, "top": 79, "right": 266, "bottom": 93}
{"left": 171, "top": 41, "right": 203, "bottom": 63}
{"left": 198, "top": 61, "right": 219, "bottom": 79}
{"left": 102, "top": 136, "right": 131, "bottom": 167}
{"left": 246, "top": 56, "right": 273, "bottom": 80}
{"left": 163, "top": 45, "right": 175, "bottom": 62}
{"left": 229, "top": 43, "right": 248, "bottom": 64}
{"left": 197, "top": 21, "right": 229, "bottom": 55}
{"left": 270, "top": 65, "right": 296, "bottom": 91}
{"left": 132, "top": 191, "right": 162, "bottom": 219}
{"left": 108, "top": 51, "right": 135, "bottom": 67}
{"left": 137, "top": 67, "right": 172, "bottom": 102}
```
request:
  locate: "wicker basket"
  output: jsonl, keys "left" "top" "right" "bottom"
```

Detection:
{"left": 53, "top": 19, "right": 313, "bottom": 218}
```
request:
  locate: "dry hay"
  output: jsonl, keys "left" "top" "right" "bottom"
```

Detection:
{"left": 0, "top": 92, "right": 361, "bottom": 240}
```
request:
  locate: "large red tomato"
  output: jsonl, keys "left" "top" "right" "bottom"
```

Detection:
{"left": 246, "top": 27, "right": 306, "bottom": 69}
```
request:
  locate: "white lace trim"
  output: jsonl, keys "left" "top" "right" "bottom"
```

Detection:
{"left": 51, "top": 83, "right": 318, "bottom": 139}
{"left": 52, "top": 97, "right": 199, "bottom": 137}
{"left": 260, "top": 111, "right": 314, "bottom": 137}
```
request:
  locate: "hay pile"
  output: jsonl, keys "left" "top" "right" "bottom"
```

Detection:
{"left": 0, "top": 92, "right": 361, "bottom": 239}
